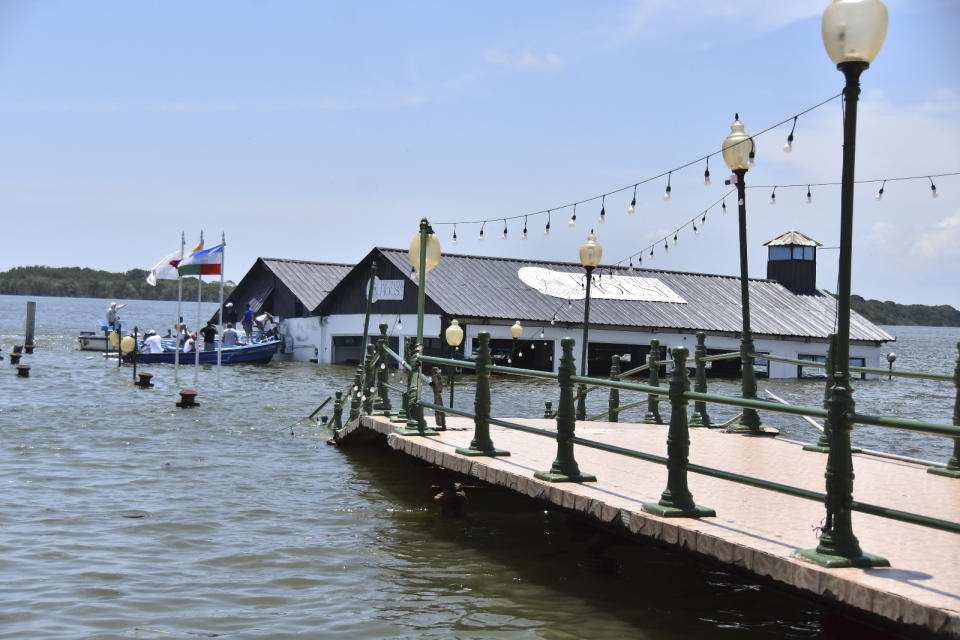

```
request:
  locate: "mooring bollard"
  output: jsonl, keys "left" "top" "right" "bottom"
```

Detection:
{"left": 456, "top": 332, "right": 508, "bottom": 456}
{"left": 136, "top": 372, "right": 154, "bottom": 388}
{"left": 176, "top": 389, "right": 199, "bottom": 408}
{"left": 644, "top": 339, "right": 663, "bottom": 424}
{"left": 642, "top": 346, "right": 715, "bottom": 518}
{"left": 331, "top": 391, "right": 344, "bottom": 431}
{"left": 10, "top": 352, "right": 22, "bottom": 365}
{"left": 12, "top": 344, "right": 23, "bottom": 354}
{"left": 608, "top": 354, "right": 620, "bottom": 423}
{"left": 535, "top": 337, "right": 595, "bottom": 482}
{"left": 543, "top": 401, "right": 553, "bottom": 418}
{"left": 929, "top": 340, "right": 960, "bottom": 478}
{"left": 16, "top": 364, "right": 30, "bottom": 377}
{"left": 24, "top": 344, "right": 35, "bottom": 354}
{"left": 690, "top": 331, "right": 711, "bottom": 428}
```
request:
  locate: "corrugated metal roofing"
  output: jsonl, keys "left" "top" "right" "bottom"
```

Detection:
{"left": 259, "top": 258, "right": 352, "bottom": 311}
{"left": 375, "top": 248, "right": 893, "bottom": 343}
{"left": 764, "top": 230, "right": 822, "bottom": 247}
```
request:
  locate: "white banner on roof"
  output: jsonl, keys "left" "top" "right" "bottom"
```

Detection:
{"left": 517, "top": 266, "right": 686, "bottom": 304}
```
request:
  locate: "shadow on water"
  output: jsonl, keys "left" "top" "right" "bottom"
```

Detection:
{"left": 338, "top": 443, "right": 924, "bottom": 640}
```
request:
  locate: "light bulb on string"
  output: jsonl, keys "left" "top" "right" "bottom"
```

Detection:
{"left": 479, "top": 221, "right": 485, "bottom": 241}
{"left": 539, "top": 328, "right": 544, "bottom": 338}
{"left": 628, "top": 184, "right": 637, "bottom": 214}
{"left": 663, "top": 240, "right": 669, "bottom": 254}
{"left": 806, "top": 186, "right": 812, "bottom": 204}
{"left": 704, "top": 157, "right": 711, "bottom": 186}
{"left": 876, "top": 180, "right": 885, "bottom": 201}
{"left": 396, "top": 318, "right": 403, "bottom": 331}
{"left": 693, "top": 222, "right": 699, "bottom": 236}
{"left": 770, "top": 187, "right": 777, "bottom": 205}
{"left": 544, "top": 211, "right": 551, "bottom": 236}
{"left": 452, "top": 225, "right": 458, "bottom": 245}
{"left": 522, "top": 216, "right": 528, "bottom": 240}
{"left": 748, "top": 140, "right": 756, "bottom": 168}
{"left": 638, "top": 254, "right": 642, "bottom": 267}
{"left": 673, "top": 232, "right": 678, "bottom": 246}
{"left": 649, "top": 247, "right": 654, "bottom": 261}
{"left": 598, "top": 195, "right": 606, "bottom": 224}
{"left": 784, "top": 116, "right": 797, "bottom": 153}
{"left": 722, "top": 199, "right": 727, "bottom": 214}
{"left": 569, "top": 204, "right": 577, "bottom": 227}
{"left": 700, "top": 212, "right": 707, "bottom": 226}
{"left": 738, "top": 197, "right": 744, "bottom": 206}
{"left": 502, "top": 219, "right": 508, "bottom": 240}
{"left": 664, "top": 172, "right": 672, "bottom": 201}
{"left": 929, "top": 177, "right": 939, "bottom": 198}
{"left": 628, "top": 257, "right": 634, "bottom": 272}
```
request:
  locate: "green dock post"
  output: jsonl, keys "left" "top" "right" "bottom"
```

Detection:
{"left": 375, "top": 323, "right": 392, "bottom": 416}
{"left": 331, "top": 391, "right": 343, "bottom": 431}
{"left": 608, "top": 354, "right": 620, "bottom": 423}
{"left": 543, "top": 401, "right": 552, "bottom": 418}
{"left": 348, "top": 363, "right": 363, "bottom": 423}
{"left": 362, "top": 343, "right": 376, "bottom": 416}
{"left": 929, "top": 341, "right": 960, "bottom": 478}
{"left": 535, "top": 337, "right": 596, "bottom": 483}
{"left": 804, "top": 334, "right": 836, "bottom": 453}
{"left": 644, "top": 339, "right": 663, "bottom": 424}
{"left": 690, "top": 332, "right": 710, "bottom": 428}
{"left": 395, "top": 343, "right": 436, "bottom": 436}
{"left": 391, "top": 338, "right": 411, "bottom": 423}
{"left": 457, "top": 332, "right": 509, "bottom": 457}
{"left": 643, "top": 346, "right": 715, "bottom": 518}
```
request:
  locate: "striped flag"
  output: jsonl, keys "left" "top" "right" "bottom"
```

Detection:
{"left": 177, "top": 244, "right": 223, "bottom": 276}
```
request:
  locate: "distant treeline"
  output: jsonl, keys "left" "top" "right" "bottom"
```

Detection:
{"left": 850, "top": 294, "right": 960, "bottom": 327}
{"left": 0, "top": 266, "right": 235, "bottom": 302}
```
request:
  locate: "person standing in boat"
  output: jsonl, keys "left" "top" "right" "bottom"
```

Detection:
{"left": 255, "top": 311, "right": 276, "bottom": 340}
{"left": 242, "top": 305, "right": 254, "bottom": 343}
{"left": 106, "top": 302, "right": 127, "bottom": 331}
{"left": 223, "top": 302, "right": 237, "bottom": 325}
{"left": 200, "top": 321, "right": 218, "bottom": 351}
{"left": 222, "top": 322, "right": 240, "bottom": 347}
{"left": 140, "top": 330, "right": 164, "bottom": 354}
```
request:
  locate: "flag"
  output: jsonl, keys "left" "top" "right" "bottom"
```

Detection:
{"left": 177, "top": 244, "right": 223, "bottom": 276}
{"left": 146, "top": 250, "right": 183, "bottom": 286}
{"left": 170, "top": 239, "right": 204, "bottom": 268}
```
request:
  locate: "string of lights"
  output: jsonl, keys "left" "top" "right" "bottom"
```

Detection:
{"left": 434, "top": 92, "right": 844, "bottom": 238}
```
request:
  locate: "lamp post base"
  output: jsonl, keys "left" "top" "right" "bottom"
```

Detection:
{"left": 794, "top": 548, "right": 889, "bottom": 569}
{"left": 725, "top": 424, "right": 779, "bottom": 437}
{"left": 928, "top": 466, "right": 960, "bottom": 478}
{"left": 534, "top": 470, "right": 597, "bottom": 483}
{"left": 456, "top": 446, "right": 510, "bottom": 457}
{"left": 642, "top": 502, "right": 716, "bottom": 519}
{"left": 394, "top": 426, "right": 438, "bottom": 436}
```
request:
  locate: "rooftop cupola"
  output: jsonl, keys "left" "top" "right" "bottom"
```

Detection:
{"left": 764, "top": 230, "right": 821, "bottom": 294}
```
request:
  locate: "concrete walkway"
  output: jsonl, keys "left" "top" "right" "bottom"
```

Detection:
{"left": 339, "top": 414, "right": 960, "bottom": 637}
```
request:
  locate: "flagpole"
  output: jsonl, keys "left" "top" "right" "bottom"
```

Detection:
{"left": 217, "top": 232, "right": 225, "bottom": 387}
{"left": 195, "top": 230, "right": 203, "bottom": 384}
{"left": 174, "top": 232, "right": 184, "bottom": 383}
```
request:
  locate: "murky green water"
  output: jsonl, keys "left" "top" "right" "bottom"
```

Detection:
{"left": 1, "top": 295, "right": 955, "bottom": 638}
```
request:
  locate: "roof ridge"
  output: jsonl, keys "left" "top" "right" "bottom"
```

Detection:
{"left": 260, "top": 257, "right": 353, "bottom": 267}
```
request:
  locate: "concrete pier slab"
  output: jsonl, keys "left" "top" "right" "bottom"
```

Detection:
{"left": 340, "top": 415, "right": 960, "bottom": 637}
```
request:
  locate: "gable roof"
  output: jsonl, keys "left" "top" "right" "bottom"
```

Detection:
{"left": 373, "top": 248, "right": 893, "bottom": 343}
{"left": 259, "top": 258, "right": 352, "bottom": 310}
{"left": 764, "top": 230, "right": 822, "bottom": 247}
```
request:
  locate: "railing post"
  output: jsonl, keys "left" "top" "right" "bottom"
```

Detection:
{"left": 690, "top": 331, "right": 711, "bottom": 428}
{"left": 543, "top": 401, "right": 553, "bottom": 418}
{"left": 348, "top": 363, "right": 363, "bottom": 423}
{"left": 642, "top": 346, "right": 714, "bottom": 518}
{"left": 608, "top": 354, "right": 620, "bottom": 423}
{"left": 929, "top": 341, "right": 960, "bottom": 478}
{"left": 395, "top": 340, "right": 436, "bottom": 436}
{"left": 391, "top": 338, "right": 411, "bottom": 423}
{"left": 804, "top": 333, "right": 836, "bottom": 453}
{"left": 375, "top": 322, "right": 392, "bottom": 416}
{"left": 643, "top": 339, "right": 663, "bottom": 424}
{"left": 331, "top": 391, "right": 344, "bottom": 431}
{"left": 362, "top": 343, "right": 376, "bottom": 415}
{"left": 535, "top": 337, "right": 596, "bottom": 482}
{"left": 456, "top": 332, "right": 509, "bottom": 457}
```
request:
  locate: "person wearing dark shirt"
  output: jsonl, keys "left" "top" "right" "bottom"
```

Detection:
{"left": 223, "top": 302, "right": 237, "bottom": 324}
{"left": 200, "top": 322, "right": 218, "bottom": 351}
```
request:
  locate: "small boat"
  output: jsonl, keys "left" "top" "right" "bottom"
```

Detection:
{"left": 126, "top": 338, "right": 281, "bottom": 365}
{"left": 78, "top": 322, "right": 117, "bottom": 351}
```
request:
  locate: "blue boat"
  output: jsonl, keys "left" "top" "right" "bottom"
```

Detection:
{"left": 127, "top": 338, "right": 281, "bottom": 364}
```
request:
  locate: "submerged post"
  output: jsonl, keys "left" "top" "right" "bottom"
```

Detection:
{"left": 457, "top": 332, "right": 508, "bottom": 457}
{"left": 331, "top": 391, "right": 344, "bottom": 432}
{"left": 535, "top": 337, "right": 595, "bottom": 482}
{"left": 690, "top": 331, "right": 711, "bottom": 427}
{"left": 804, "top": 333, "right": 836, "bottom": 453}
{"left": 929, "top": 341, "right": 960, "bottom": 478}
{"left": 24, "top": 300, "right": 36, "bottom": 350}
{"left": 608, "top": 354, "right": 620, "bottom": 423}
{"left": 644, "top": 339, "right": 662, "bottom": 424}
{"left": 642, "top": 346, "right": 715, "bottom": 518}
{"left": 376, "top": 323, "right": 392, "bottom": 416}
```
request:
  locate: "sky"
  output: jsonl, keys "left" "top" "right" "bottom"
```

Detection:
{"left": 0, "top": 1, "right": 958, "bottom": 307}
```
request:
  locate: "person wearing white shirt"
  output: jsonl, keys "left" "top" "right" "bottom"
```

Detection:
{"left": 141, "top": 331, "right": 164, "bottom": 354}
{"left": 222, "top": 323, "right": 241, "bottom": 347}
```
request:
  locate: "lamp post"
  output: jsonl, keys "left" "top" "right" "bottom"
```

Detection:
{"left": 445, "top": 318, "right": 464, "bottom": 409}
{"left": 722, "top": 116, "right": 764, "bottom": 434}
{"left": 797, "top": 0, "right": 889, "bottom": 569}
{"left": 576, "top": 231, "right": 602, "bottom": 420}
{"left": 509, "top": 320, "right": 523, "bottom": 364}
{"left": 397, "top": 218, "right": 441, "bottom": 436}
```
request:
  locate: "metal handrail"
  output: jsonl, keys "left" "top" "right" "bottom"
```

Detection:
{"left": 699, "top": 351, "right": 741, "bottom": 363}
{"left": 749, "top": 352, "right": 954, "bottom": 382}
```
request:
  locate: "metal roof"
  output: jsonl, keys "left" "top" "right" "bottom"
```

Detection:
{"left": 259, "top": 258, "right": 352, "bottom": 311}
{"left": 375, "top": 248, "right": 893, "bottom": 343}
{"left": 764, "top": 230, "right": 822, "bottom": 247}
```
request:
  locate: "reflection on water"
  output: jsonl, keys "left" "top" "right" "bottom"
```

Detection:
{"left": 0, "top": 295, "right": 954, "bottom": 638}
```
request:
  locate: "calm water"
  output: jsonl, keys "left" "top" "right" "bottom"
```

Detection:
{"left": 1, "top": 295, "right": 957, "bottom": 639}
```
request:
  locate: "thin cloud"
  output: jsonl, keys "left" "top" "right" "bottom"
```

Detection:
{"left": 911, "top": 211, "right": 960, "bottom": 258}
{"left": 483, "top": 49, "right": 563, "bottom": 70}
{"left": 863, "top": 222, "right": 898, "bottom": 245}
{"left": 0, "top": 99, "right": 349, "bottom": 113}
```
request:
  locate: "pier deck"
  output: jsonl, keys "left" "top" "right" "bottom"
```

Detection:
{"left": 341, "top": 414, "right": 960, "bottom": 637}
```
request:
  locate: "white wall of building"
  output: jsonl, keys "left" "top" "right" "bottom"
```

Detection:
{"left": 282, "top": 313, "right": 442, "bottom": 364}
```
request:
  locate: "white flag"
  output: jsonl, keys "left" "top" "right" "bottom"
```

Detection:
{"left": 146, "top": 250, "right": 183, "bottom": 286}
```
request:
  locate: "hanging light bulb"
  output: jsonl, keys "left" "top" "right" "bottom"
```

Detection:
{"left": 673, "top": 232, "right": 678, "bottom": 245}
{"left": 693, "top": 222, "right": 700, "bottom": 236}
{"left": 663, "top": 172, "right": 672, "bottom": 201}
{"left": 628, "top": 257, "right": 634, "bottom": 272}
{"left": 876, "top": 180, "right": 885, "bottom": 201}
{"left": 806, "top": 186, "right": 812, "bottom": 204}
{"left": 784, "top": 116, "right": 797, "bottom": 153}
{"left": 452, "top": 225, "right": 458, "bottom": 246}
{"left": 722, "top": 199, "right": 727, "bottom": 214}
{"left": 701, "top": 212, "right": 707, "bottom": 226}
{"left": 704, "top": 157, "right": 711, "bottom": 186}
{"left": 748, "top": 141, "right": 756, "bottom": 168}
{"left": 544, "top": 211, "right": 551, "bottom": 236}
{"left": 479, "top": 222, "right": 485, "bottom": 241}
{"left": 539, "top": 328, "right": 544, "bottom": 338}
{"left": 663, "top": 240, "right": 669, "bottom": 254}
{"left": 522, "top": 216, "right": 528, "bottom": 240}
{"left": 569, "top": 204, "right": 577, "bottom": 227}
{"left": 502, "top": 219, "right": 508, "bottom": 240}
{"left": 628, "top": 185, "right": 637, "bottom": 214}
{"left": 638, "top": 254, "right": 642, "bottom": 266}
{"left": 396, "top": 318, "right": 403, "bottom": 331}
{"left": 598, "top": 196, "right": 606, "bottom": 224}
{"left": 930, "top": 177, "right": 939, "bottom": 198}
{"left": 770, "top": 187, "right": 777, "bottom": 205}
{"left": 738, "top": 197, "right": 744, "bottom": 206}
